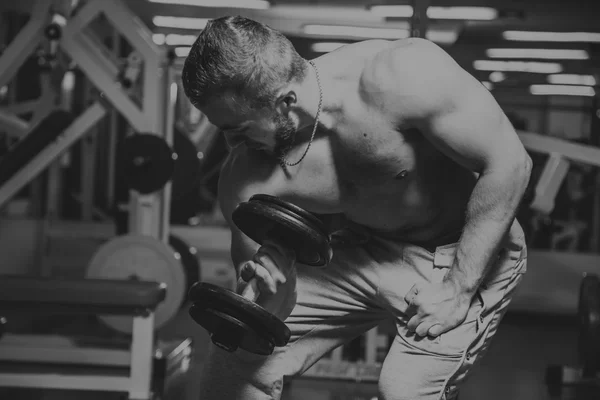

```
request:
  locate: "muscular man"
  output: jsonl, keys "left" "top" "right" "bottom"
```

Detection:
{"left": 182, "top": 16, "right": 531, "bottom": 400}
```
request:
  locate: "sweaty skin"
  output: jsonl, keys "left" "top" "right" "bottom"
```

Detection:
{"left": 214, "top": 38, "right": 531, "bottom": 326}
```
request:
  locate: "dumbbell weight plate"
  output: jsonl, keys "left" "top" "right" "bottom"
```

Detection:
{"left": 188, "top": 282, "right": 290, "bottom": 355}
{"left": 578, "top": 274, "right": 600, "bottom": 373}
{"left": 232, "top": 195, "right": 332, "bottom": 267}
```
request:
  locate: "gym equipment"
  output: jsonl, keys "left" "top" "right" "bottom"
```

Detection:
{"left": 171, "top": 128, "right": 203, "bottom": 202}
{"left": 119, "top": 129, "right": 203, "bottom": 200}
{"left": 233, "top": 194, "right": 333, "bottom": 267}
{"left": 189, "top": 194, "right": 333, "bottom": 355}
{"left": 87, "top": 234, "right": 187, "bottom": 334}
{"left": 168, "top": 234, "right": 201, "bottom": 304}
{"left": 579, "top": 274, "right": 600, "bottom": 374}
{"left": 0, "top": 110, "right": 74, "bottom": 187}
{"left": 0, "top": 276, "right": 193, "bottom": 400}
{"left": 120, "top": 133, "right": 176, "bottom": 195}
{"left": 545, "top": 274, "right": 600, "bottom": 394}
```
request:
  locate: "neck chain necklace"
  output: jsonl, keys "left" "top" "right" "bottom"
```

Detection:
{"left": 280, "top": 60, "right": 323, "bottom": 167}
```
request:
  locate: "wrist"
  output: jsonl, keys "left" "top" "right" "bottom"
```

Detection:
{"left": 444, "top": 273, "right": 479, "bottom": 297}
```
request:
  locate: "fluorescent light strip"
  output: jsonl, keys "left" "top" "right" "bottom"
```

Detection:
{"left": 473, "top": 60, "right": 562, "bottom": 74}
{"left": 370, "top": 5, "right": 412, "bottom": 17}
{"left": 481, "top": 81, "right": 493, "bottom": 90}
{"left": 486, "top": 48, "right": 589, "bottom": 60}
{"left": 530, "top": 84, "right": 596, "bottom": 97}
{"left": 153, "top": 16, "right": 210, "bottom": 30}
{"left": 370, "top": 6, "right": 497, "bottom": 20}
{"left": 489, "top": 71, "right": 506, "bottom": 83}
{"left": 311, "top": 42, "right": 348, "bottom": 53}
{"left": 147, "top": 0, "right": 270, "bottom": 9}
{"left": 174, "top": 47, "right": 191, "bottom": 57}
{"left": 428, "top": 7, "right": 497, "bottom": 20}
{"left": 547, "top": 74, "right": 597, "bottom": 86}
{"left": 503, "top": 31, "right": 600, "bottom": 43}
{"left": 304, "top": 25, "right": 456, "bottom": 44}
{"left": 303, "top": 25, "right": 409, "bottom": 40}
{"left": 425, "top": 30, "right": 458, "bottom": 45}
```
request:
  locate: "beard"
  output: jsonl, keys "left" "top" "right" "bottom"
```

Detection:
{"left": 273, "top": 113, "right": 297, "bottom": 159}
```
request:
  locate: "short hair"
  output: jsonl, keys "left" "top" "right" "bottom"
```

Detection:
{"left": 181, "top": 16, "right": 307, "bottom": 113}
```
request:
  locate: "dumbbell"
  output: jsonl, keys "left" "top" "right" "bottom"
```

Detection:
{"left": 188, "top": 194, "right": 333, "bottom": 355}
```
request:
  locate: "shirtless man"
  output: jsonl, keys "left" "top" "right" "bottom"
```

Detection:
{"left": 182, "top": 16, "right": 532, "bottom": 400}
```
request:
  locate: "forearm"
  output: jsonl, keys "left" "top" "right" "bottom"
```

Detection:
{"left": 444, "top": 164, "right": 531, "bottom": 294}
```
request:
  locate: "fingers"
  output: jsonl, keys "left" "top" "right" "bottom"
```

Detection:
{"left": 254, "top": 242, "right": 295, "bottom": 285}
{"left": 237, "top": 260, "right": 278, "bottom": 296}
{"left": 407, "top": 315, "right": 441, "bottom": 338}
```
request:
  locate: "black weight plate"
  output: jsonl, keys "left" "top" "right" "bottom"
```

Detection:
{"left": 189, "top": 304, "right": 275, "bottom": 355}
{"left": 249, "top": 194, "right": 329, "bottom": 237}
{"left": 578, "top": 274, "right": 600, "bottom": 373}
{"left": 189, "top": 282, "right": 290, "bottom": 347}
{"left": 232, "top": 201, "right": 332, "bottom": 267}
{"left": 120, "top": 133, "right": 175, "bottom": 194}
{"left": 169, "top": 234, "right": 200, "bottom": 307}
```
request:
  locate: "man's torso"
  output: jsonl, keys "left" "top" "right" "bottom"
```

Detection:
{"left": 222, "top": 39, "right": 477, "bottom": 246}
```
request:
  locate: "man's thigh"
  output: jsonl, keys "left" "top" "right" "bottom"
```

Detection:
{"left": 376, "top": 228, "right": 527, "bottom": 400}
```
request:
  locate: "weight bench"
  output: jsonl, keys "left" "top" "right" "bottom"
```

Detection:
{"left": 0, "top": 276, "right": 191, "bottom": 400}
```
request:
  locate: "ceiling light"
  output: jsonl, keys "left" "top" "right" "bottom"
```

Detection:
{"left": 530, "top": 84, "right": 595, "bottom": 97}
{"left": 153, "top": 33, "right": 166, "bottom": 45}
{"left": 547, "top": 74, "right": 597, "bottom": 86}
{"left": 174, "top": 47, "right": 191, "bottom": 57}
{"left": 370, "top": 6, "right": 497, "bottom": 20}
{"left": 427, "top": 7, "right": 497, "bottom": 20}
{"left": 370, "top": 5, "right": 413, "bottom": 18}
{"left": 489, "top": 71, "right": 506, "bottom": 83}
{"left": 481, "top": 81, "right": 493, "bottom": 90}
{"left": 303, "top": 25, "right": 409, "bottom": 40}
{"left": 486, "top": 48, "right": 589, "bottom": 60}
{"left": 473, "top": 60, "right": 562, "bottom": 74}
{"left": 311, "top": 42, "right": 349, "bottom": 53}
{"left": 503, "top": 31, "right": 600, "bottom": 43}
{"left": 425, "top": 30, "right": 458, "bottom": 45}
{"left": 147, "top": 0, "right": 270, "bottom": 9}
{"left": 152, "top": 16, "right": 210, "bottom": 30}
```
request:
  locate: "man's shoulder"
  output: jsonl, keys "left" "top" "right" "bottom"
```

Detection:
{"left": 360, "top": 38, "right": 464, "bottom": 116}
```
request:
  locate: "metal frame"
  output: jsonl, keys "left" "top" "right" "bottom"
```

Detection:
{"left": 0, "top": 102, "right": 107, "bottom": 208}
{"left": 0, "top": 1, "right": 176, "bottom": 397}
{"left": 0, "top": 314, "right": 155, "bottom": 399}
{"left": 58, "top": 0, "right": 172, "bottom": 240}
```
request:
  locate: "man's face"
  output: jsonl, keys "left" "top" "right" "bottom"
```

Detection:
{"left": 200, "top": 95, "right": 297, "bottom": 158}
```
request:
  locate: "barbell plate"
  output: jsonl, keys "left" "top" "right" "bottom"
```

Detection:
{"left": 232, "top": 199, "right": 332, "bottom": 267}
{"left": 120, "top": 133, "right": 175, "bottom": 194}
{"left": 578, "top": 274, "right": 600, "bottom": 373}
{"left": 87, "top": 234, "right": 186, "bottom": 334}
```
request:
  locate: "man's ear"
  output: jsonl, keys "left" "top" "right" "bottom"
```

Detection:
{"left": 276, "top": 90, "right": 297, "bottom": 113}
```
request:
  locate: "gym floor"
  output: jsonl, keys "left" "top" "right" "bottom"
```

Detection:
{"left": 2, "top": 303, "right": 596, "bottom": 400}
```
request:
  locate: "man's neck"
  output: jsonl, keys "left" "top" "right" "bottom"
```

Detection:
{"left": 296, "top": 59, "right": 344, "bottom": 132}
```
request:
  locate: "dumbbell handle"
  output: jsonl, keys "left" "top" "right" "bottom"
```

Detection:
{"left": 241, "top": 279, "right": 261, "bottom": 303}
